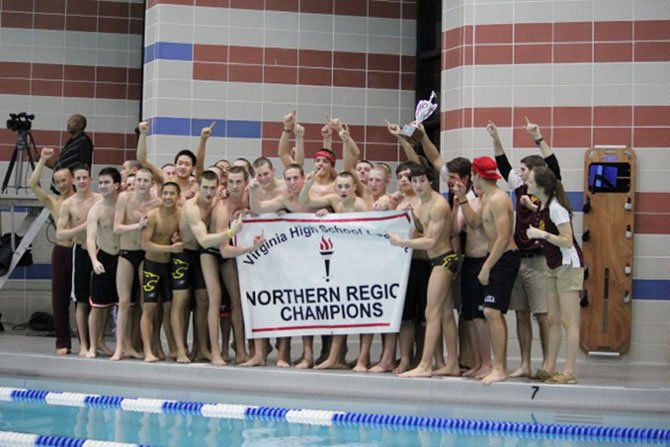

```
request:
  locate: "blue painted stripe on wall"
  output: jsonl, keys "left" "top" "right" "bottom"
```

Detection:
{"left": 144, "top": 42, "right": 193, "bottom": 63}
{"left": 150, "top": 117, "right": 261, "bottom": 139}
{"left": 8, "top": 263, "right": 669, "bottom": 300}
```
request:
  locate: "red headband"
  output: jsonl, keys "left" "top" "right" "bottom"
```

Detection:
{"left": 314, "top": 150, "right": 336, "bottom": 166}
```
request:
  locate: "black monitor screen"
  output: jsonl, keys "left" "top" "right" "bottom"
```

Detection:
{"left": 588, "top": 163, "right": 630, "bottom": 193}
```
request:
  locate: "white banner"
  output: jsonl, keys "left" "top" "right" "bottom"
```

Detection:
{"left": 235, "top": 211, "right": 414, "bottom": 338}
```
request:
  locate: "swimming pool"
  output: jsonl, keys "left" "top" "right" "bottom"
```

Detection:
{"left": 1, "top": 379, "right": 668, "bottom": 447}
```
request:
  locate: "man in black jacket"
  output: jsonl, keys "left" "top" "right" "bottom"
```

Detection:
{"left": 49, "top": 114, "right": 94, "bottom": 182}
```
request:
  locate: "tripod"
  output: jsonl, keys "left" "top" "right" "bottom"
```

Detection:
{"left": 2, "top": 129, "right": 38, "bottom": 193}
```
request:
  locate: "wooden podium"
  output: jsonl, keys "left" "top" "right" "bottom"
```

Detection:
{"left": 580, "top": 146, "right": 635, "bottom": 356}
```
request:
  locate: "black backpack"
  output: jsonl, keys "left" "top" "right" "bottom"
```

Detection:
{"left": 0, "top": 233, "right": 33, "bottom": 276}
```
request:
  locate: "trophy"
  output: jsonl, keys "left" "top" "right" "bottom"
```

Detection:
{"left": 400, "top": 91, "right": 438, "bottom": 141}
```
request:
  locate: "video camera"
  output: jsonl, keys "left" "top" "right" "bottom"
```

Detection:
{"left": 6, "top": 112, "right": 35, "bottom": 132}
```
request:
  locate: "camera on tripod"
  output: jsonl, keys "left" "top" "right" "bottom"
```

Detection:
{"left": 2, "top": 112, "right": 38, "bottom": 193}
{"left": 6, "top": 112, "right": 35, "bottom": 132}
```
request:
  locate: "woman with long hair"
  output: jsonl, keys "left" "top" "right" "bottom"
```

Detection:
{"left": 526, "top": 166, "right": 584, "bottom": 384}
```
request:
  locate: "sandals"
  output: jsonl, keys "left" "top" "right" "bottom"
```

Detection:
{"left": 545, "top": 372, "right": 577, "bottom": 384}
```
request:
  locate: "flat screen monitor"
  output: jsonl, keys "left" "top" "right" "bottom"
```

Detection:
{"left": 588, "top": 162, "right": 630, "bottom": 193}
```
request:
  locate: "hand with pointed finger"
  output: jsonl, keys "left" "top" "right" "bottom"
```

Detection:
{"left": 524, "top": 116, "right": 542, "bottom": 140}
{"left": 321, "top": 124, "right": 332, "bottom": 138}
{"left": 486, "top": 120, "right": 499, "bottom": 139}
{"left": 201, "top": 121, "right": 216, "bottom": 139}
{"left": 251, "top": 230, "right": 265, "bottom": 250}
{"left": 230, "top": 212, "right": 245, "bottom": 235}
{"left": 385, "top": 119, "right": 402, "bottom": 137}
{"left": 329, "top": 117, "right": 343, "bottom": 133}
{"left": 283, "top": 111, "right": 296, "bottom": 131}
{"left": 247, "top": 178, "right": 260, "bottom": 192}
{"left": 338, "top": 123, "right": 351, "bottom": 140}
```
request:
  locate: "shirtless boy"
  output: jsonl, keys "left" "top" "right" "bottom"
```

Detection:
{"left": 29, "top": 148, "right": 74, "bottom": 355}
{"left": 179, "top": 170, "right": 244, "bottom": 365}
{"left": 141, "top": 182, "right": 183, "bottom": 362}
{"left": 388, "top": 164, "right": 460, "bottom": 378}
{"left": 207, "top": 167, "right": 265, "bottom": 366}
{"left": 454, "top": 156, "right": 520, "bottom": 384}
{"left": 56, "top": 164, "right": 100, "bottom": 356}
{"left": 299, "top": 170, "right": 371, "bottom": 370}
{"left": 111, "top": 167, "right": 160, "bottom": 361}
{"left": 85, "top": 167, "right": 121, "bottom": 358}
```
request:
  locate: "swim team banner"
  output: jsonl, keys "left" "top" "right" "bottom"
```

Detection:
{"left": 235, "top": 211, "right": 414, "bottom": 338}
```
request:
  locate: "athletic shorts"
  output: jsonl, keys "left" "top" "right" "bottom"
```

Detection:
{"left": 89, "top": 250, "right": 119, "bottom": 308}
{"left": 200, "top": 246, "right": 224, "bottom": 264}
{"left": 171, "top": 249, "right": 206, "bottom": 290}
{"left": 509, "top": 252, "right": 549, "bottom": 314}
{"left": 143, "top": 259, "right": 172, "bottom": 304}
{"left": 402, "top": 259, "right": 431, "bottom": 322}
{"left": 461, "top": 256, "right": 486, "bottom": 320}
{"left": 120, "top": 249, "right": 145, "bottom": 270}
{"left": 482, "top": 250, "right": 521, "bottom": 314}
{"left": 429, "top": 251, "right": 459, "bottom": 273}
{"left": 71, "top": 244, "right": 93, "bottom": 304}
{"left": 118, "top": 250, "right": 143, "bottom": 306}
{"left": 547, "top": 266, "right": 584, "bottom": 295}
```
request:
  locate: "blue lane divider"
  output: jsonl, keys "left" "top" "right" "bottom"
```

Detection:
{"left": 1, "top": 386, "right": 668, "bottom": 443}
{"left": 0, "top": 430, "right": 156, "bottom": 447}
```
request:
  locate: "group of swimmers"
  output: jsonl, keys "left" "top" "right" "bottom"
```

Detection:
{"left": 31, "top": 112, "right": 584, "bottom": 385}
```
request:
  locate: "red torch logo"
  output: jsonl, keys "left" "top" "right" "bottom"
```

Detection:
{"left": 319, "top": 236, "right": 334, "bottom": 282}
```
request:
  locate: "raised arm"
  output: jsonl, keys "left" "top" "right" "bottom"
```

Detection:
{"left": 136, "top": 122, "right": 164, "bottom": 183}
{"left": 338, "top": 124, "right": 360, "bottom": 173}
{"left": 194, "top": 122, "right": 214, "bottom": 181}
{"left": 278, "top": 112, "right": 296, "bottom": 168}
{"left": 321, "top": 122, "right": 333, "bottom": 151}
{"left": 524, "top": 117, "right": 561, "bottom": 180}
{"left": 415, "top": 124, "right": 445, "bottom": 172}
{"left": 293, "top": 123, "right": 305, "bottom": 167}
{"left": 29, "top": 148, "right": 55, "bottom": 211}
{"left": 453, "top": 181, "right": 483, "bottom": 229}
{"left": 524, "top": 116, "right": 552, "bottom": 159}
{"left": 386, "top": 120, "right": 420, "bottom": 164}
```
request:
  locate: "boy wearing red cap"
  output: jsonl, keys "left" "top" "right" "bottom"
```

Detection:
{"left": 454, "top": 156, "right": 520, "bottom": 384}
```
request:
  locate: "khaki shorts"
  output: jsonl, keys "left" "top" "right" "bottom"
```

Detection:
{"left": 547, "top": 265, "right": 584, "bottom": 294}
{"left": 509, "top": 255, "right": 548, "bottom": 314}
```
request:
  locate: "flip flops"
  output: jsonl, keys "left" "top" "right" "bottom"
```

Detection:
{"left": 530, "top": 369, "right": 555, "bottom": 381}
{"left": 545, "top": 372, "right": 577, "bottom": 384}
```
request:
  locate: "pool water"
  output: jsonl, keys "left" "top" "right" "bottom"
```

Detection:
{"left": 0, "top": 377, "right": 668, "bottom": 447}
{"left": 0, "top": 400, "right": 661, "bottom": 447}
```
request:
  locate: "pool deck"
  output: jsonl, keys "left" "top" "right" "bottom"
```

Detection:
{"left": 1, "top": 330, "right": 669, "bottom": 416}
